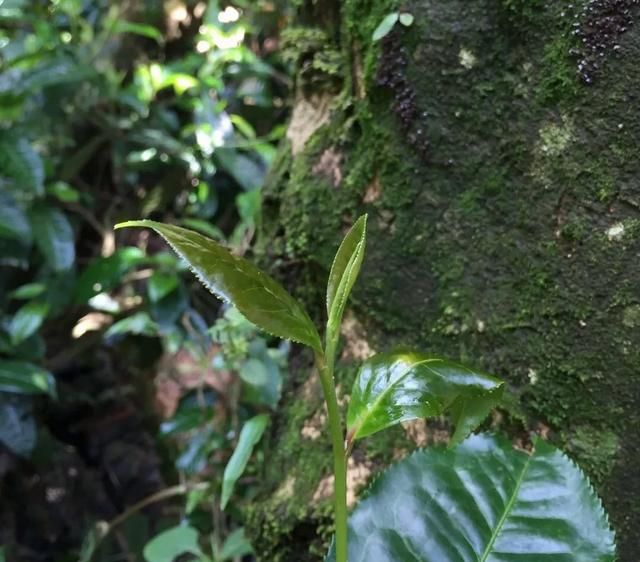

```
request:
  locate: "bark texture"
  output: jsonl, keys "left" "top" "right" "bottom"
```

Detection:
{"left": 247, "top": 1, "right": 640, "bottom": 560}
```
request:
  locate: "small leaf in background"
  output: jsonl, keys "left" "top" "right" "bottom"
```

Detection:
{"left": 372, "top": 12, "right": 399, "bottom": 41}
{"left": 177, "top": 218, "right": 225, "bottom": 240}
{"left": 326, "top": 433, "right": 616, "bottom": 562}
{"left": 215, "top": 148, "right": 266, "bottom": 191}
{"left": 28, "top": 206, "right": 75, "bottom": 271}
{"left": 0, "top": 394, "right": 36, "bottom": 457}
{"left": 0, "top": 360, "right": 56, "bottom": 396}
{"left": 221, "top": 414, "right": 269, "bottom": 510}
{"left": 219, "top": 527, "right": 253, "bottom": 560}
{"left": 9, "top": 301, "right": 49, "bottom": 345}
{"left": 0, "top": 190, "right": 31, "bottom": 241}
{"left": 185, "top": 483, "right": 212, "bottom": 515}
{"left": 46, "top": 181, "right": 80, "bottom": 203}
{"left": 115, "top": 221, "right": 322, "bottom": 351}
{"left": 147, "top": 271, "right": 179, "bottom": 302}
{"left": 143, "top": 525, "right": 202, "bottom": 562}
{"left": 239, "top": 358, "right": 269, "bottom": 386}
{"left": 399, "top": 12, "right": 414, "bottom": 26}
{"left": 326, "top": 215, "right": 366, "bottom": 348}
{"left": 347, "top": 351, "right": 503, "bottom": 445}
{"left": 111, "top": 20, "right": 164, "bottom": 44}
{"left": 74, "top": 247, "right": 146, "bottom": 303}
{"left": 105, "top": 312, "right": 157, "bottom": 338}
{"left": 8, "top": 283, "right": 46, "bottom": 300}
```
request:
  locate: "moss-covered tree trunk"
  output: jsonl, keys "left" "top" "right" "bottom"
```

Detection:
{"left": 248, "top": 1, "right": 640, "bottom": 560}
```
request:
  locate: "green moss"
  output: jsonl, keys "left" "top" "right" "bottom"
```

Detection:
{"left": 566, "top": 426, "right": 620, "bottom": 485}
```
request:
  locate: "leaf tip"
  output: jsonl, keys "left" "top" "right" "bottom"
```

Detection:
{"left": 114, "top": 219, "right": 151, "bottom": 230}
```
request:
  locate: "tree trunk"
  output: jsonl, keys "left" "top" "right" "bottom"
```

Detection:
{"left": 247, "top": 1, "right": 640, "bottom": 560}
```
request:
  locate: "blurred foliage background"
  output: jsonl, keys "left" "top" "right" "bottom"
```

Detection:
{"left": 0, "top": 1, "right": 292, "bottom": 560}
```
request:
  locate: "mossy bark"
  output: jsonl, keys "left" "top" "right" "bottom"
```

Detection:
{"left": 248, "top": 1, "right": 640, "bottom": 560}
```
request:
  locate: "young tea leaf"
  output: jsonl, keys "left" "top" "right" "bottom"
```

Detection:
{"left": 221, "top": 414, "right": 269, "bottom": 510}
{"left": 326, "top": 215, "right": 367, "bottom": 350}
{"left": 347, "top": 351, "right": 503, "bottom": 445}
{"left": 372, "top": 12, "right": 399, "bottom": 41}
{"left": 115, "top": 220, "right": 322, "bottom": 351}
{"left": 326, "top": 433, "right": 615, "bottom": 562}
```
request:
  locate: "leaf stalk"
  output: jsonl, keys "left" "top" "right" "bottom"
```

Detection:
{"left": 315, "top": 351, "right": 348, "bottom": 562}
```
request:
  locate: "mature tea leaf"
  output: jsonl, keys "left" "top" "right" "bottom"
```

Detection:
{"left": 0, "top": 360, "right": 56, "bottom": 396}
{"left": 29, "top": 206, "right": 75, "bottom": 271}
{"left": 372, "top": 12, "right": 399, "bottom": 41}
{"left": 327, "top": 433, "right": 615, "bottom": 562}
{"left": 221, "top": 414, "right": 268, "bottom": 510}
{"left": 347, "top": 351, "right": 503, "bottom": 445}
{"left": 326, "top": 215, "right": 366, "bottom": 346}
{"left": 115, "top": 220, "right": 322, "bottom": 351}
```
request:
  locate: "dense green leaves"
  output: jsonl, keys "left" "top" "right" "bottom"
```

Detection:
{"left": 221, "top": 414, "right": 268, "bottom": 510}
{"left": 143, "top": 525, "right": 202, "bottom": 562}
{"left": 347, "top": 351, "right": 503, "bottom": 445}
{"left": 327, "top": 433, "right": 615, "bottom": 562}
{"left": 115, "top": 221, "right": 322, "bottom": 351}
{"left": 326, "top": 215, "right": 366, "bottom": 351}
{"left": 0, "top": 360, "right": 56, "bottom": 396}
{"left": 28, "top": 206, "right": 75, "bottom": 271}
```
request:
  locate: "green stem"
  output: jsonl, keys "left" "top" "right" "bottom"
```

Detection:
{"left": 316, "top": 352, "right": 348, "bottom": 562}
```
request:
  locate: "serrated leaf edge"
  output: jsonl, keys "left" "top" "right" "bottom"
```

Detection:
{"left": 332, "top": 433, "right": 616, "bottom": 559}
{"left": 115, "top": 220, "right": 322, "bottom": 351}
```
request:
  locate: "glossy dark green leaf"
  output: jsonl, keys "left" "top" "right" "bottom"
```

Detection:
{"left": 326, "top": 433, "right": 615, "bottom": 562}
{"left": 115, "top": 221, "right": 322, "bottom": 351}
{"left": 28, "top": 206, "right": 75, "bottom": 271}
{"left": 347, "top": 351, "right": 503, "bottom": 445}
{"left": 326, "top": 215, "right": 366, "bottom": 349}
{"left": 221, "top": 414, "right": 268, "bottom": 510}
{"left": 9, "top": 301, "right": 49, "bottom": 345}
{"left": 372, "top": 12, "right": 399, "bottom": 41}
{"left": 143, "top": 525, "right": 202, "bottom": 562}
{"left": 0, "top": 360, "right": 56, "bottom": 396}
